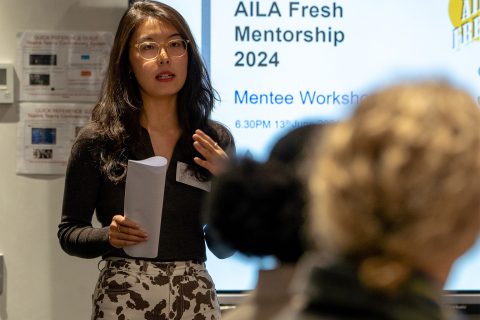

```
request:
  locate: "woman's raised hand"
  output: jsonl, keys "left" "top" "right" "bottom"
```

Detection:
{"left": 192, "top": 129, "right": 230, "bottom": 175}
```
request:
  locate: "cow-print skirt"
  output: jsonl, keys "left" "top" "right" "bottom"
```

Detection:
{"left": 91, "top": 257, "right": 221, "bottom": 320}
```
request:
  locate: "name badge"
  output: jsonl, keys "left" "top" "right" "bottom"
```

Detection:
{"left": 176, "top": 161, "right": 211, "bottom": 192}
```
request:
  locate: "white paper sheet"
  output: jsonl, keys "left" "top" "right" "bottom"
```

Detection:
{"left": 123, "top": 156, "right": 168, "bottom": 258}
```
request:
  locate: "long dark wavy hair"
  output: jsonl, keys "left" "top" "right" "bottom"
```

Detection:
{"left": 79, "top": 0, "right": 224, "bottom": 183}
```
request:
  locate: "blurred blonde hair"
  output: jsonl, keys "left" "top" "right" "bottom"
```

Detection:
{"left": 309, "top": 81, "right": 480, "bottom": 291}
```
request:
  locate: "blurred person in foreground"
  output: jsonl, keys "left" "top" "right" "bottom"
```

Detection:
{"left": 280, "top": 81, "right": 480, "bottom": 320}
{"left": 204, "top": 124, "right": 326, "bottom": 320}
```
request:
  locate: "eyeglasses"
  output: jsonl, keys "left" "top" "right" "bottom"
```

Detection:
{"left": 133, "top": 39, "right": 189, "bottom": 60}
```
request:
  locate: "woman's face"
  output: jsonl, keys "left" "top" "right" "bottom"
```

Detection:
{"left": 129, "top": 18, "right": 188, "bottom": 102}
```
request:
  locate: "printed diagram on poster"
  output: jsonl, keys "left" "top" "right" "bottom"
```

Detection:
{"left": 16, "top": 103, "right": 93, "bottom": 175}
{"left": 16, "top": 31, "right": 113, "bottom": 102}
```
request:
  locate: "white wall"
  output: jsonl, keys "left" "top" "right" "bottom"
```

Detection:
{"left": 0, "top": 1, "right": 126, "bottom": 319}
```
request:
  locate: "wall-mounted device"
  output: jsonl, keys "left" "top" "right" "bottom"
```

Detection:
{"left": 0, "top": 64, "right": 14, "bottom": 104}
{"left": 0, "top": 253, "right": 3, "bottom": 295}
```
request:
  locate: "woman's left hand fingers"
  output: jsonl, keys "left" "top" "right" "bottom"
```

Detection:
{"left": 193, "top": 129, "right": 229, "bottom": 175}
{"left": 193, "top": 129, "right": 218, "bottom": 151}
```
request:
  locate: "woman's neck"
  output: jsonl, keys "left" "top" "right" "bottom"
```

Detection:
{"left": 140, "top": 95, "right": 180, "bottom": 134}
{"left": 139, "top": 96, "right": 182, "bottom": 159}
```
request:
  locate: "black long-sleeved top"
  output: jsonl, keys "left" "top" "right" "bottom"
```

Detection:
{"left": 58, "top": 124, "right": 234, "bottom": 262}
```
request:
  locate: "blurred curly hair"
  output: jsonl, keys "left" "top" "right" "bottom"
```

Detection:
{"left": 308, "top": 81, "right": 480, "bottom": 291}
